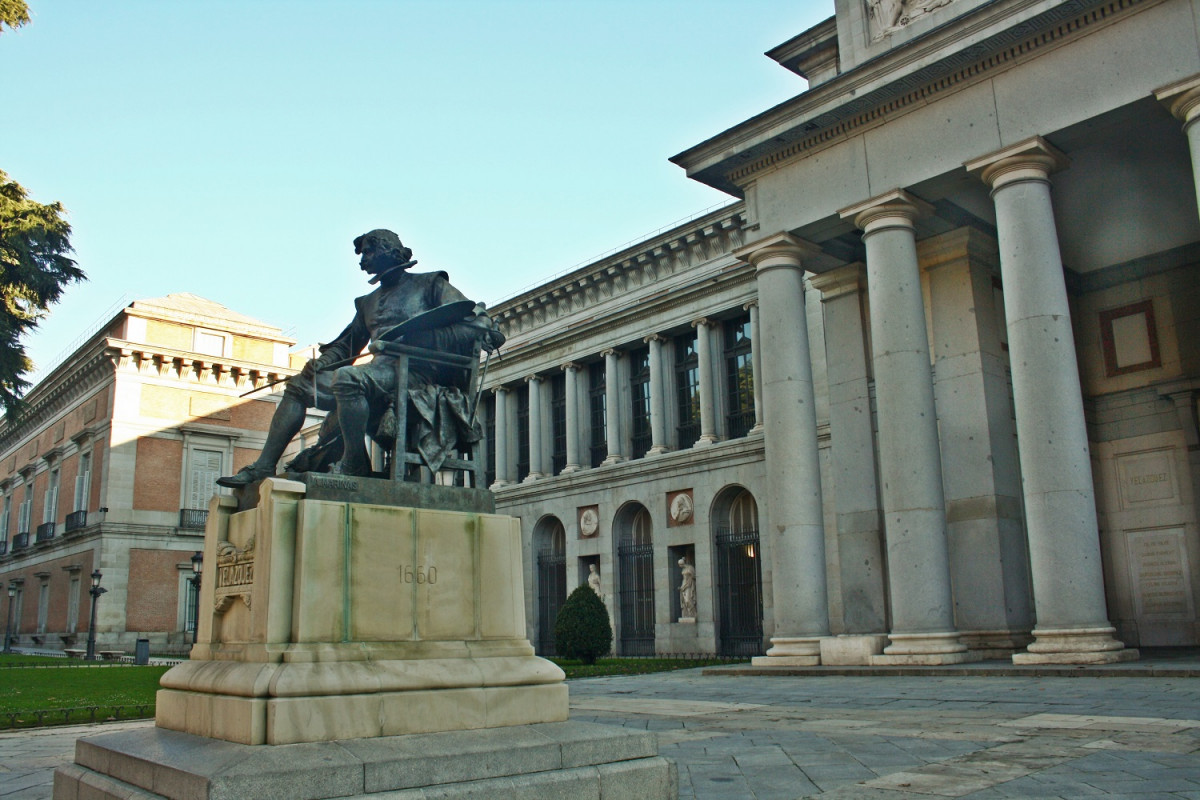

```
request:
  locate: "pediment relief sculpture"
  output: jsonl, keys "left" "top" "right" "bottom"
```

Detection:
{"left": 868, "top": 0, "right": 955, "bottom": 39}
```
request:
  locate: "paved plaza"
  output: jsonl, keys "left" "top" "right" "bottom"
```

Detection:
{"left": 3, "top": 663, "right": 1199, "bottom": 799}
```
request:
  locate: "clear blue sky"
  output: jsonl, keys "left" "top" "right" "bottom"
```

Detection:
{"left": 3, "top": 1, "right": 830, "bottom": 382}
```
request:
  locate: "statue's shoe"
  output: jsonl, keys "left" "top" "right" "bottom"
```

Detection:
{"left": 215, "top": 465, "right": 274, "bottom": 488}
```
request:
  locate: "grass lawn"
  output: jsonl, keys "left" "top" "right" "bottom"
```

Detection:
{"left": 0, "top": 658, "right": 169, "bottom": 728}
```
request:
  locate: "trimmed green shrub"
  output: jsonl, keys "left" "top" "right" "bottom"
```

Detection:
{"left": 553, "top": 585, "right": 612, "bottom": 665}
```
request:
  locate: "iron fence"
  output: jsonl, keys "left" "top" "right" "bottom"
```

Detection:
{"left": 64, "top": 510, "right": 87, "bottom": 533}
{"left": 1, "top": 703, "right": 154, "bottom": 730}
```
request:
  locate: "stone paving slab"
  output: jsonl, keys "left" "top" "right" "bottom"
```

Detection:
{"left": 4, "top": 667, "right": 1200, "bottom": 798}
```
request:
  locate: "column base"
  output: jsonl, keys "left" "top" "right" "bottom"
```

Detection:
{"left": 522, "top": 472, "right": 545, "bottom": 483}
{"left": 819, "top": 634, "right": 889, "bottom": 665}
{"left": 870, "top": 632, "right": 980, "bottom": 665}
{"left": 559, "top": 464, "right": 581, "bottom": 474}
{"left": 752, "top": 636, "right": 823, "bottom": 666}
{"left": 489, "top": 480, "right": 512, "bottom": 491}
{"left": 693, "top": 435, "right": 719, "bottom": 448}
{"left": 749, "top": 423, "right": 764, "bottom": 435}
{"left": 647, "top": 446, "right": 671, "bottom": 456}
{"left": 1012, "top": 626, "right": 1139, "bottom": 665}
{"left": 600, "top": 455, "right": 625, "bottom": 466}
{"left": 959, "top": 628, "right": 1033, "bottom": 659}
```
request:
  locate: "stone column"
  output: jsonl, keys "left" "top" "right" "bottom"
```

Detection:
{"left": 920, "top": 229, "right": 1033, "bottom": 656}
{"left": 745, "top": 301, "right": 765, "bottom": 434}
{"left": 839, "top": 190, "right": 970, "bottom": 665}
{"left": 966, "top": 138, "right": 1134, "bottom": 664}
{"left": 561, "top": 363, "right": 581, "bottom": 473}
{"left": 491, "top": 387, "right": 512, "bottom": 488}
{"left": 733, "top": 233, "right": 830, "bottom": 665}
{"left": 645, "top": 335, "right": 670, "bottom": 455}
{"left": 693, "top": 319, "right": 719, "bottom": 446}
{"left": 1157, "top": 75, "right": 1200, "bottom": 216}
{"left": 601, "top": 349, "right": 624, "bottom": 465}
{"left": 808, "top": 265, "right": 888, "bottom": 638}
{"left": 524, "top": 376, "right": 544, "bottom": 482}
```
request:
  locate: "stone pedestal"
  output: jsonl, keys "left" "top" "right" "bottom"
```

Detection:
{"left": 153, "top": 477, "right": 566, "bottom": 746}
{"left": 56, "top": 477, "right": 674, "bottom": 798}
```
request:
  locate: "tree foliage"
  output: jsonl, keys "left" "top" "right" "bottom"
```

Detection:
{"left": 553, "top": 585, "right": 613, "bottom": 665}
{"left": 0, "top": 170, "right": 85, "bottom": 412}
{"left": 0, "top": 0, "right": 30, "bottom": 34}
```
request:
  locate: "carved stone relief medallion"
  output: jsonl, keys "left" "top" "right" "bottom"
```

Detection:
{"left": 579, "top": 506, "right": 599, "bottom": 538}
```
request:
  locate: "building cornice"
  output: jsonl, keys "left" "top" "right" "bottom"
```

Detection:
{"left": 490, "top": 205, "right": 750, "bottom": 339}
{"left": 0, "top": 336, "right": 297, "bottom": 456}
{"left": 0, "top": 344, "right": 114, "bottom": 454}
{"left": 671, "top": 0, "right": 1156, "bottom": 195}
{"left": 103, "top": 338, "right": 296, "bottom": 392}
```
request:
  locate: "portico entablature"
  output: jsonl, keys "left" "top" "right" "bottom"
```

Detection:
{"left": 674, "top": 0, "right": 1181, "bottom": 200}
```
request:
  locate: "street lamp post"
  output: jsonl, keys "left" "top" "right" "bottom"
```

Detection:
{"left": 3, "top": 584, "right": 15, "bottom": 655}
{"left": 189, "top": 551, "right": 203, "bottom": 646}
{"left": 85, "top": 569, "right": 107, "bottom": 661}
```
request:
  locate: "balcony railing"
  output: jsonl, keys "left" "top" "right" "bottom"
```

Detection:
{"left": 65, "top": 510, "right": 88, "bottom": 533}
{"left": 35, "top": 522, "right": 56, "bottom": 542}
{"left": 179, "top": 508, "right": 209, "bottom": 530}
{"left": 12, "top": 532, "right": 29, "bottom": 551}
{"left": 0, "top": 540, "right": 7, "bottom": 556}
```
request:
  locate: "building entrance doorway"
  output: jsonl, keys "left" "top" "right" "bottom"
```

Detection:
{"left": 714, "top": 489, "right": 763, "bottom": 657}
{"left": 617, "top": 504, "right": 655, "bottom": 655}
{"left": 535, "top": 517, "right": 566, "bottom": 656}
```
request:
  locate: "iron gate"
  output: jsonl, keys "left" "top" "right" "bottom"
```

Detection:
{"left": 536, "top": 549, "right": 567, "bottom": 656}
{"left": 715, "top": 527, "right": 764, "bottom": 657}
{"left": 617, "top": 538, "right": 655, "bottom": 655}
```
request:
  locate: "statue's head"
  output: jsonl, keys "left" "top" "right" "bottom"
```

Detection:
{"left": 353, "top": 229, "right": 413, "bottom": 276}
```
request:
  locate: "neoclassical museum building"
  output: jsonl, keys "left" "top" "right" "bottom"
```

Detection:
{"left": 483, "top": 0, "right": 1200, "bottom": 665}
{"left": 0, "top": 295, "right": 301, "bottom": 655}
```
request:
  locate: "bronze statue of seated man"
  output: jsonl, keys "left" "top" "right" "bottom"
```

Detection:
{"left": 217, "top": 229, "right": 503, "bottom": 488}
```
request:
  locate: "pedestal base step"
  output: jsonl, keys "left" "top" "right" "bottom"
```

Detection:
{"left": 54, "top": 720, "right": 676, "bottom": 800}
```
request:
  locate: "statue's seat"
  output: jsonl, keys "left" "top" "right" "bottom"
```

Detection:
{"left": 372, "top": 339, "right": 485, "bottom": 487}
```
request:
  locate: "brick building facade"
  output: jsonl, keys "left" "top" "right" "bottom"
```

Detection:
{"left": 0, "top": 294, "right": 302, "bottom": 654}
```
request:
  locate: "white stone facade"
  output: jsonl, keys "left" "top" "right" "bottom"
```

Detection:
{"left": 487, "top": 0, "right": 1200, "bottom": 663}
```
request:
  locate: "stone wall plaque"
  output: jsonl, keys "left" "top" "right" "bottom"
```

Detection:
{"left": 1116, "top": 448, "right": 1177, "bottom": 508}
{"left": 1126, "top": 527, "right": 1193, "bottom": 619}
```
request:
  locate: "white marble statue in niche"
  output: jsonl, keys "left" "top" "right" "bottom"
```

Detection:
{"left": 678, "top": 558, "right": 697, "bottom": 622}
{"left": 588, "top": 563, "right": 602, "bottom": 599}
{"left": 868, "top": 0, "right": 955, "bottom": 39}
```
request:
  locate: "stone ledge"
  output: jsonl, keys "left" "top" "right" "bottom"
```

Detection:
{"left": 55, "top": 720, "right": 670, "bottom": 800}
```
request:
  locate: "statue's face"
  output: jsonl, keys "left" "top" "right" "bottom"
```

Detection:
{"left": 358, "top": 236, "right": 400, "bottom": 275}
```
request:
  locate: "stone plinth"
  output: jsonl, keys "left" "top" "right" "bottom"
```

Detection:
{"left": 56, "top": 477, "right": 675, "bottom": 799}
{"left": 157, "top": 477, "right": 567, "bottom": 746}
{"left": 54, "top": 721, "right": 675, "bottom": 800}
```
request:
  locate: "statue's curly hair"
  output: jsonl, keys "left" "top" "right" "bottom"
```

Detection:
{"left": 353, "top": 229, "right": 413, "bottom": 264}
